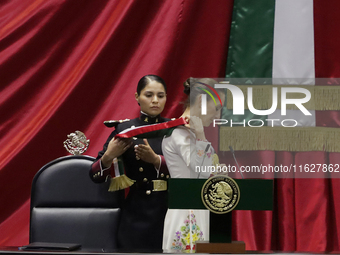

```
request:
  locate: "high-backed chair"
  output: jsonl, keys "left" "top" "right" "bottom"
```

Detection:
{"left": 30, "top": 155, "right": 123, "bottom": 251}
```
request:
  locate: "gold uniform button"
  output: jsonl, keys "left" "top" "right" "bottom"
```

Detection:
{"left": 160, "top": 173, "right": 164, "bottom": 177}
{"left": 166, "top": 175, "right": 170, "bottom": 179}
{"left": 146, "top": 190, "right": 151, "bottom": 195}
{"left": 143, "top": 178, "right": 148, "bottom": 182}
{"left": 139, "top": 167, "right": 144, "bottom": 172}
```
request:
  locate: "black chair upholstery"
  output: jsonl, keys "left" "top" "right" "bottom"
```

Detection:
{"left": 30, "top": 155, "right": 123, "bottom": 251}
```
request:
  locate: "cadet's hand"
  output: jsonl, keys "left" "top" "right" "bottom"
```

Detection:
{"left": 134, "top": 139, "right": 160, "bottom": 167}
{"left": 101, "top": 138, "right": 132, "bottom": 168}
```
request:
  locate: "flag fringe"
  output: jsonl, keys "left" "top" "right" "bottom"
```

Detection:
{"left": 314, "top": 86, "right": 340, "bottom": 110}
{"left": 220, "top": 126, "right": 340, "bottom": 152}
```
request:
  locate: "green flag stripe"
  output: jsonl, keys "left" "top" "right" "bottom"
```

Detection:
{"left": 222, "top": 0, "right": 276, "bottom": 126}
{"left": 226, "top": 0, "right": 276, "bottom": 78}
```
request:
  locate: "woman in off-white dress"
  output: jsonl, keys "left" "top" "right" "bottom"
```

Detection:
{"left": 162, "top": 78, "right": 225, "bottom": 253}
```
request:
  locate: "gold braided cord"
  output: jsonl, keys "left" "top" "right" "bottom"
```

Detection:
{"left": 219, "top": 126, "right": 340, "bottom": 152}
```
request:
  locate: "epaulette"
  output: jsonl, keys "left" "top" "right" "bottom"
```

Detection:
{"left": 103, "top": 119, "right": 130, "bottom": 128}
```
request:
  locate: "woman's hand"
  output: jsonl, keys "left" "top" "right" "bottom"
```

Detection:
{"left": 209, "top": 164, "right": 229, "bottom": 177}
{"left": 134, "top": 139, "right": 160, "bottom": 168}
{"left": 183, "top": 116, "right": 190, "bottom": 128}
{"left": 217, "top": 164, "right": 229, "bottom": 176}
{"left": 101, "top": 138, "right": 133, "bottom": 168}
{"left": 186, "top": 115, "right": 206, "bottom": 141}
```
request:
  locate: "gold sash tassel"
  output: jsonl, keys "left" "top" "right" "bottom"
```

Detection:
{"left": 108, "top": 175, "right": 135, "bottom": 192}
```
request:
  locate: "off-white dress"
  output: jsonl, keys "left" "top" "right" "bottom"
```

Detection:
{"left": 162, "top": 126, "right": 214, "bottom": 253}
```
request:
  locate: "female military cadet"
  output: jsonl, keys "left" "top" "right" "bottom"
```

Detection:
{"left": 90, "top": 75, "right": 170, "bottom": 251}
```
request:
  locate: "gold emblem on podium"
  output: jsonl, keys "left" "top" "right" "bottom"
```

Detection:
{"left": 63, "top": 130, "right": 90, "bottom": 155}
{"left": 201, "top": 176, "right": 240, "bottom": 214}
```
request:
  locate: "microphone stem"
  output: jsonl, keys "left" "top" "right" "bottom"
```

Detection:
{"left": 229, "top": 146, "right": 244, "bottom": 179}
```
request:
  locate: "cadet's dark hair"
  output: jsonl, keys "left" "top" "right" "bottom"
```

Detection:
{"left": 136, "top": 75, "right": 167, "bottom": 95}
{"left": 183, "top": 77, "right": 219, "bottom": 108}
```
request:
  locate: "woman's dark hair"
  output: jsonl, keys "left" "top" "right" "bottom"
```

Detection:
{"left": 183, "top": 77, "right": 220, "bottom": 108}
{"left": 136, "top": 75, "right": 167, "bottom": 95}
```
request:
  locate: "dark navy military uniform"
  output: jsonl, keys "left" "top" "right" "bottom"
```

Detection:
{"left": 90, "top": 113, "right": 169, "bottom": 252}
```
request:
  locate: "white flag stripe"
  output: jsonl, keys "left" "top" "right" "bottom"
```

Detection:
{"left": 272, "top": 0, "right": 315, "bottom": 82}
{"left": 270, "top": 0, "right": 315, "bottom": 126}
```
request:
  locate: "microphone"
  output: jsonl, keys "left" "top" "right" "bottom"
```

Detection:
{"left": 197, "top": 144, "right": 211, "bottom": 178}
{"left": 229, "top": 146, "right": 244, "bottom": 179}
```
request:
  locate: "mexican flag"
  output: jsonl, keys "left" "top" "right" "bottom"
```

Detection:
{"left": 219, "top": 1, "right": 340, "bottom": 251}
{"left": 220, "top": 0, "right": 340, "bottom": 153}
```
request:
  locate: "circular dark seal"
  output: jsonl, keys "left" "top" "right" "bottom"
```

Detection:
{"left": 201, "top": 175, "right": 240, "bottom": 214}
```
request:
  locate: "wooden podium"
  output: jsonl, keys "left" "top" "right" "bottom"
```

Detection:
{"left": 168, "top": 178, "right": 273, "bottom": 253}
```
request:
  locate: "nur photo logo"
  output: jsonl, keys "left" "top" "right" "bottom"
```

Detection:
{"left": 198, "top": 79, "right": 312, "bottom": 128}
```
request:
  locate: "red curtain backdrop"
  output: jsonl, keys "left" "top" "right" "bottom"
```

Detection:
{"left": 314, "top": 1, "right": 340, "bottom": 250}
{"left": 1, "top": 0, "right": 340, "bottom": 253}
{"left": 0, "top": 0, "right": 233, "bottom": 247}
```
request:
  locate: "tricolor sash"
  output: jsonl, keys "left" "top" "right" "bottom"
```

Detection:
{"left": 109, "top": 118, "right": 187, "bottom": 191}
{"left": 115, "top": 117, "right": 187, "bottom": 138}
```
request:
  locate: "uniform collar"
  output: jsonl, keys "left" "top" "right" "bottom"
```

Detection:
{"left": 139, "top": 112, "right": 160, "bottom": 124}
